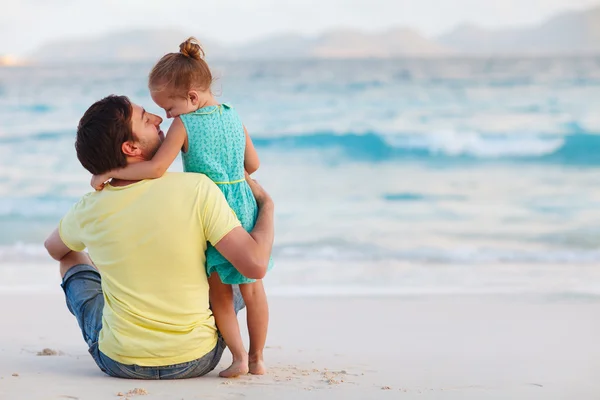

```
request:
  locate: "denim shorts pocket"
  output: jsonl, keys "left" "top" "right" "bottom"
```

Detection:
{"left": 158, "top": 362, "right": 200, "bottom": 380}
{"left": 103, "top": 360, "right": 155, "bottom": 379}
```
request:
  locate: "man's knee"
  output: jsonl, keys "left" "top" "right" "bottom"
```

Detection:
{"left": 60, "top": 265, "right": 103, "bottom": 346}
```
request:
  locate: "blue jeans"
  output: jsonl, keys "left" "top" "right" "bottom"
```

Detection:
{"left": 61, "top": 264, "right": 245, "bottom": 379}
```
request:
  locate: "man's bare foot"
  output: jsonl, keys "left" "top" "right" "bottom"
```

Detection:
{"left": 219, "top": 358, "right": 249, "bottom": 378}
{"left": 249, "top": 354, "right": 266, "bottom": 375}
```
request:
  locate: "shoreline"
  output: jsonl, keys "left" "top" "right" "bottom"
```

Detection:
{"left": 3, "top": 261, "right": 600, "bottom": 298}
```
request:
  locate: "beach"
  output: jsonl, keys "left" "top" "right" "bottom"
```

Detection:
{"left": 1, "top": 289, "right": 598, "bottom": 399}
{"left": 2, "top": 57, "right": 600, "bottom": 399}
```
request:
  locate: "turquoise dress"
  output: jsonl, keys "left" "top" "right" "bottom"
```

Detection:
{"left": 180, "top": 104, "right": 274, "bottom": 284}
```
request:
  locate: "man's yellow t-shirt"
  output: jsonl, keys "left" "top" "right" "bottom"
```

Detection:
{"left": 59, "top": 173, "right": 240, "bottom": 366}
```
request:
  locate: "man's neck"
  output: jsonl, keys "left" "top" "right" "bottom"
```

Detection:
{"left": 109, "top": 178, "right": 142, "bottom": 187}
{"left": 109, "top": 157, "right": 149, "bottom": 187}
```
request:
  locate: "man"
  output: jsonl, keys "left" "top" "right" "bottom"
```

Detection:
{"left": 44, "top": 95, "right": 274, "bottom": 379}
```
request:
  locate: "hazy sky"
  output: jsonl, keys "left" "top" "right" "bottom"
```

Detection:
{"left": 1, "top": 0, "right": 598, "bottom": 55}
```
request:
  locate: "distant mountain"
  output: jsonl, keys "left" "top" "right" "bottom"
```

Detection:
{"left": 30, "top": 29, "right": 229, "bottom": 63}
{"left": 29, "top": 27, "right": 450, "bottom": 63}
{"left": 232, "top": 33, "right": 315, "bottom": 59}
{"left": 27, "top": 5, "right": 600, "bottom": 63}
{"left": 310, "top": 28, "right": 450, "bottom": 58}
{"left": 230, "top": 28, "right": 450, "bottom": 59}
{"left": 439, "top": 5, "right": 600, "bottom": 55}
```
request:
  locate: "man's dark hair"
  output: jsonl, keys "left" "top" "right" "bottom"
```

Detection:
{"left": 75, "top": 95, "right": 134, "bottom": 175}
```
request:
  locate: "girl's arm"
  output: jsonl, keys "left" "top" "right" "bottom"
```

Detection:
{"left": 91, "top": 117, "right": 187, "bottom": 190}
{"left": 244, "top": 125, "right": 260, "bottom": 175}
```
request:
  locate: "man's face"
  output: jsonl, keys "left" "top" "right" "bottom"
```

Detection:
{"left": 130, "top": 103, "right": 165, "bottom": 160}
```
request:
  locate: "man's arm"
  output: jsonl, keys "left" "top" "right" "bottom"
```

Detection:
{"left": 44, "top": 228, "right": 73, "bottom": 261}
{"left": 45, "top": 206, "right": 86, "bottom": 262}
{"left": 45, "top": 228, "right": 95, "bottom": 278}
{"left": 214, "top": 176, "right": 274, "bottom": 280}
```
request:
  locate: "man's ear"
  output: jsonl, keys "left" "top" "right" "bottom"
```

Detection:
{"left": 121, "top": 140, "right": 142, "bottom": 157}
{"left": 188, "top": 90, "right": 200, "bottom": 106}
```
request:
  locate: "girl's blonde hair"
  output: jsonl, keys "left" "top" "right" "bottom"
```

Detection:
{"left": 149, "top": 37, "right": 212, "bottom": 96}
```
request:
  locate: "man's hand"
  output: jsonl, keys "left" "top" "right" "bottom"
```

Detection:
{"left": 215, "top": 174, "right": 275, "bottom": 279}
{"left": 245, "top": 172, "right": 272, "bottom": 208}
{"left": 91, "top": 174, "right": 109, "bottom": 191}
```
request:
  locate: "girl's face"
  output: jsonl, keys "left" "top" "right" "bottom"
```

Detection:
{"left": 151, "top": 89, "right": 198, "bottom": 119}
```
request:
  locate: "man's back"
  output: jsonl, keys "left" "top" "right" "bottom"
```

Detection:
{"left": 59, "top": 172, "right": 240, "bottom": 366}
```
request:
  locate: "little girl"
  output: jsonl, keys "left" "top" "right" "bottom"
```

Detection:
{"left": 92, "top": 37, "right": 274, "bottom": 378}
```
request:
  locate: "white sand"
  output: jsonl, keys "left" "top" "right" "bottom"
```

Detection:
{"left": 0, "top": 292, "right": 599, "bottom": 399}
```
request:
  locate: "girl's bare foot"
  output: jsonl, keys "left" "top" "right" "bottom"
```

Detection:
{"left": 249, "top": 354, "right": 266, "bottom": 375}
{"left": 219, "top": 355, "right": 249, "bottom": 378}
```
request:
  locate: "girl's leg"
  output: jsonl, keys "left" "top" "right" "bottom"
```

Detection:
{"left": 208, "top": 273, "right": 249, "bottom": 377}
{"left": 239, "top": 279, "right": 269, "bottom": 375}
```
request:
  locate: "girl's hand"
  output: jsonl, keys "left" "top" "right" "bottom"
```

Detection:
{"left": 91, "top": 174, "right": 109, "bottom": 191}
